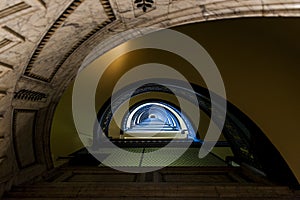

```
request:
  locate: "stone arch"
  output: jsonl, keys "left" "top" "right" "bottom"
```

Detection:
{"left": 93, "top": 81, "right": 299, "bottom": 186}
{"left": 0, "top": 0, "right": 300, "bottom": 195}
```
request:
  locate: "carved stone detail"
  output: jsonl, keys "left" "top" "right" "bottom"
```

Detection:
{"left": 24, "top": 0, "right": 116, "bottom": 83}
{"left": 14, "top": 89, "right": 47, "bottom": 102}
{"left": 0, "top": 2, "right": 31, "bottom": 20}
{"left": 12, "top": 109, "right": 38, "bottom": 169}
{"left": 0, "top": 89, "right": 7, "bottom": 102}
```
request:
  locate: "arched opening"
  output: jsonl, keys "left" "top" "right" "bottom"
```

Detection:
{"left": 1, "top": 0, "right": 300, "bottom": 198}
{"left": 121, "top": 101, "right": 194, "bottom": 140}
{"left": 90, "top": 80, "right": 297, "bottom": 186}
{"left": 48, "top": 18, "right": 300, "bottom": 197}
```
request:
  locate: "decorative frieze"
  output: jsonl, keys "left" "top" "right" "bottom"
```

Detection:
{"left": 24, "top": 0, "right": 116, "bottom": 83}
{"left": 14, "top": 89, "right": 47, "bottom": 102}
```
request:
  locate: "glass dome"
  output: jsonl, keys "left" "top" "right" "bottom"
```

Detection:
{"left": 122, "top": 102, "right": 196, "bottom": 140}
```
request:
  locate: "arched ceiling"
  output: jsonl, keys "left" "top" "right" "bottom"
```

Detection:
{"left": 0, "top": 0, "right": 300, "bottom": 194}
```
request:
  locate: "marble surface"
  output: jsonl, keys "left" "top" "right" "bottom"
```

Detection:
{"left": 0, "top": 0, "right": 300, "bottom": 196}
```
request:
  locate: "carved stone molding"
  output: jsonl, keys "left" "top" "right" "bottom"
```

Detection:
{"left": 14, "top": 89, "right": 47, "bottom": 102}
{"left": 0, "top": 2, "right": 31, "bottom": 22}
{"left": 24, "top": 0, "right": 116, "bottom": 83}
{"left": 133, "top": 0, "right": 156, "bottom": 16}
{"left": 12, "top": 109, "right": 38, "bottom": 169}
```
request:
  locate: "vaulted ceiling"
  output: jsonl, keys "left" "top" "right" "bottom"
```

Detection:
{"left": 0, "top": 0, "right": 300, "bottom": 195}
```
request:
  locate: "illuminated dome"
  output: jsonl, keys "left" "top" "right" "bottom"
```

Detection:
{"left": 121, "top": 102, "right": 196, "bottom": 140}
